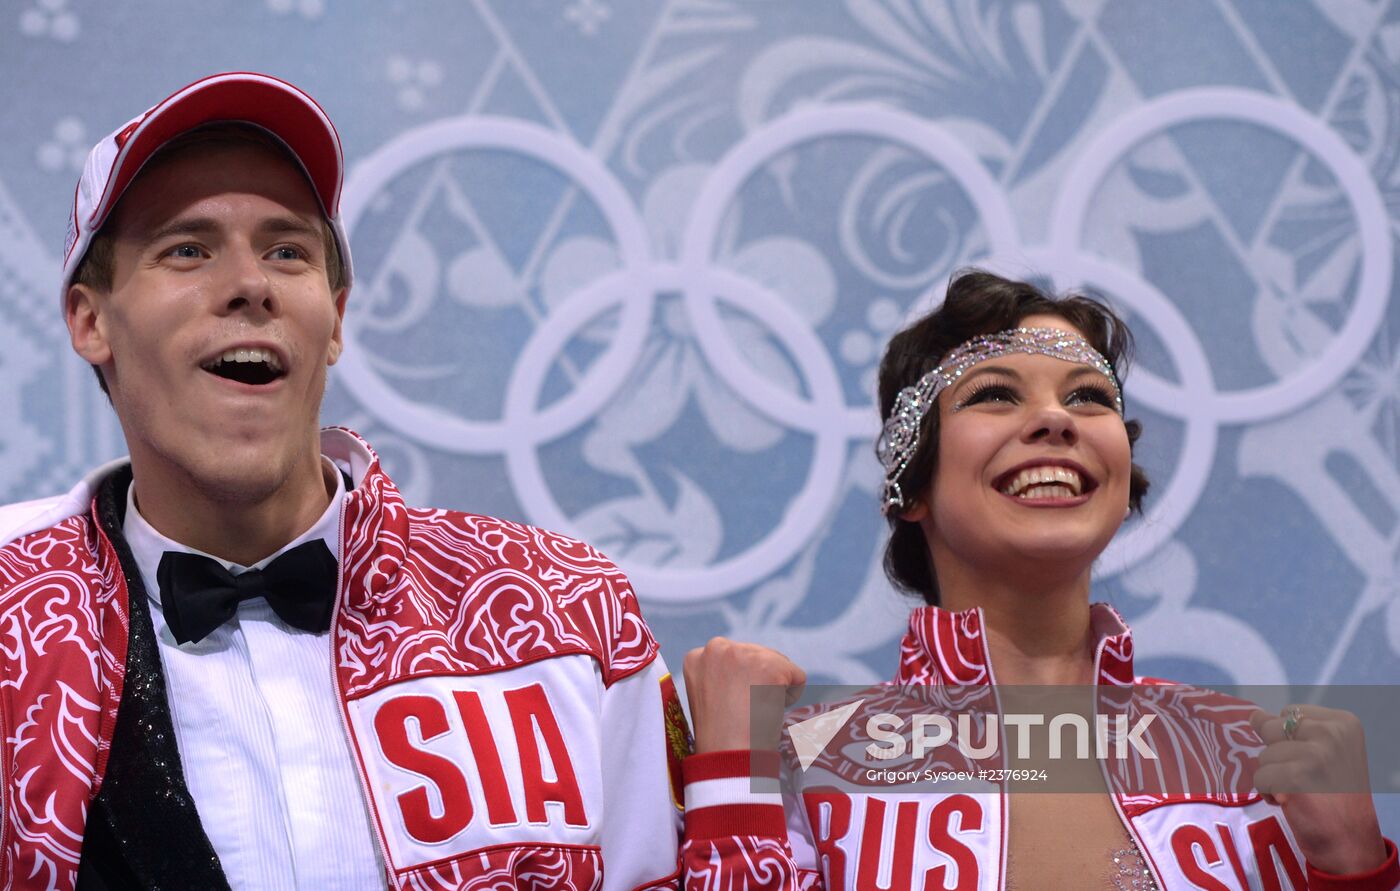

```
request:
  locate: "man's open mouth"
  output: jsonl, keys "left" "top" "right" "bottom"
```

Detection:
{"left": 201, "top": 347, "right": 286, "bottom": 386}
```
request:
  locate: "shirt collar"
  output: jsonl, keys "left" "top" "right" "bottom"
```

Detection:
{"left": 123, "top": 459, "right": 346, "bottom": 607}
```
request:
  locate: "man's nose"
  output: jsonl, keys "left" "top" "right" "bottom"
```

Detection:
{"left": 219, "top": 246, "right": 277, "bottom": 317}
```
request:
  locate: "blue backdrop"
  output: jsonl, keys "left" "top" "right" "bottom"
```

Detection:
{"left": 3, "top": 0, "right": 1397, "bottom": 829}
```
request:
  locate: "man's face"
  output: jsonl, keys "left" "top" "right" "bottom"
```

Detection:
{"left": 68, "top": 140, "right": 346, "bottom": 504}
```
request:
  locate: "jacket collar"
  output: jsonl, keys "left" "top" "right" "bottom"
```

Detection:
{"left": 321, "top": 426, "right": 410, "bottom": 617}
{"left": 0, "top": 457, "right": 127, "bottom": 549}
{"left": 894, "top": 601, "right": 1136, "bottom": 687}
{"left": 319, "top": 425, "right": 379, "bottom": 489}
{"left": 64, "top": 427, "right": 403, "bottom": 606}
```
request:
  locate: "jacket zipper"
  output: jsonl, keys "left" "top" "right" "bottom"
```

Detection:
{"left": 987, "top": 616, "right": 1165, "bottom": 891}
{"left": 1091, "top": 637, "right": 1164, "bottom": 890}
{"left": 327, "top": 496, "right": 398, "bottom": 890}
{"left": 1103, "top": 777, "right": 1162, "bottom": 889}
{"left": 973, "top": 609, "right": 1012, "bottom": 891}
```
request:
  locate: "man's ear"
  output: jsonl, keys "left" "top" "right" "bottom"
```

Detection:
{"left": 326, "top": 286, "right": 348, "bottom": 365}
{"left": 66, "top": 283, "right": 112, "bottom": 366}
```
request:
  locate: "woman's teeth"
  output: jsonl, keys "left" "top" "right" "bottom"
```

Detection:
{"left": 1000, "top": 466, "right": 1083, "bottom": 499}
{"left": 1016, "top": 483, "right": 1077, "bottom": 499}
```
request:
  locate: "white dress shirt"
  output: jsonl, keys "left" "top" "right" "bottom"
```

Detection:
{"left": 123, "top": 465, "right": 386, "bottom": 889}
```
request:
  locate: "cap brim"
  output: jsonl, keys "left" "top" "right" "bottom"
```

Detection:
{"left": 89, "top": 72, "right": 343, "bottom": 231}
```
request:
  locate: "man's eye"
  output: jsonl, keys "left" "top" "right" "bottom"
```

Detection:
{"left": 168, "top": 244, "right": 203, "bottom": 259}
{"left": 269, "top": 246, "right": 305, "bottom": 261}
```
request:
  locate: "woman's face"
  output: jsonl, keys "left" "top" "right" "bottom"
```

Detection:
{"left": 909, "top": 314, "right": 1132, "bottom": 582}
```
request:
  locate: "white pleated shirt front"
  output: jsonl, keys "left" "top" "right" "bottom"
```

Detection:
{"left": 123, "top": 469, "right": 386, "bottom": 890}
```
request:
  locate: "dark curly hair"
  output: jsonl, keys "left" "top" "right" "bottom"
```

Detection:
{"left": 877, "top": 268, "right": 1150, "bottom": 606}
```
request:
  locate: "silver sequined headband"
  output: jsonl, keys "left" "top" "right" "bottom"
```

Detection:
{"left": 877, "top": 327, "right": 1123, "bottom": 515}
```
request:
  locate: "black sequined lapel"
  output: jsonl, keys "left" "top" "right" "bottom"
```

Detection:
{"left": 76, "top": 467, "right": 231, "bottom": 890}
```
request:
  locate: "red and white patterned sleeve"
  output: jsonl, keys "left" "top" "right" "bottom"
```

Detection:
{"left": 597, "top": 660, "right": 816, "bottom": 890}
{"left": 679, "top": 749, "right": 819, "bottom": 890}
{"left": 589, "top": 549, "right": 815, "bottom": 889}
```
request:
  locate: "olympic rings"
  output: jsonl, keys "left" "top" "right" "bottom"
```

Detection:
{"left": 335, "top": 90, "right": 1388, "bottom": 601}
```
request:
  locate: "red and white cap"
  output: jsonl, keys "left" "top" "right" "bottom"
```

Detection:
{"left": 61, "top": 71, "right": 353, "bottom": 301}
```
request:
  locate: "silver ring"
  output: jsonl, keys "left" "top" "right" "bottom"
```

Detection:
{"left": 1282, "top": 705, "right": 1302, "bottom": 741}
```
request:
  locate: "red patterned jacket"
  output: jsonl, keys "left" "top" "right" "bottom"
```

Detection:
{"left": 723, "top": 605, "right": 1399, "bottom": 890}
{"left": 0, "top": 428, "right": 791, "bottom": 891}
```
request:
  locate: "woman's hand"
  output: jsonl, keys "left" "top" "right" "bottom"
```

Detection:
{"left": 1249, "top": 705, "right": 1387, "bottom": 875}
{"left": 683, "top": 638, "right": 806, "bottom": 753}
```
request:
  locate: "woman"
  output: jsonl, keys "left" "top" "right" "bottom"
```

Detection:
{"left": 682, "top": 270, "right": 1396, "bottom": 889}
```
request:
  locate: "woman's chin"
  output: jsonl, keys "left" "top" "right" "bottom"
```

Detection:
{"left": 998, "top": 528, "right": 1115, "bottom": 572}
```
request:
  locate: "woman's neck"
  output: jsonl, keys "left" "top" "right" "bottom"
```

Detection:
{"left": 937, "top": 566, "right": 1098, "bottom": 686}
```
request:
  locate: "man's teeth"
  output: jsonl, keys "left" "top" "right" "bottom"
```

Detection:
{"left": 207, "top": 347, "right": 283, "bottom": 372}
{"left": 1000, "top": 466, "right": 1083, "bottom": 498}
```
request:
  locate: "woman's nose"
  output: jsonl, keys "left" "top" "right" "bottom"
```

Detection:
{"left": 1022, "top": 404, "right": 1078, "bottom": 446}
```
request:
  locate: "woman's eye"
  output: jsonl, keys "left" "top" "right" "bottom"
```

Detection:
{"left": 1067, "top": 386, "right": 1116, "bottom": 408}
{"left": 959, "top": 383, "right": 1017, "bottom": 407}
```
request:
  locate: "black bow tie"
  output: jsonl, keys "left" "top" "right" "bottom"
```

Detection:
{"left": 156, "top": 540, "right": 339, "bottom": 645}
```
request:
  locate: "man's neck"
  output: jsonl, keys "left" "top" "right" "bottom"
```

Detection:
{"left": 130, "top": 456, "right": 337, "bottom": 567}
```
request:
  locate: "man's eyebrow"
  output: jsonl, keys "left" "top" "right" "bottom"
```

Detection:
{"left": 257, "top": 216, "right": 323, "bottom": 239}
{"left": 140, "top": 217, "right": 220, "bottom": 246}
{"left": 138, "top": 215, "right": 323, "bottom": 247}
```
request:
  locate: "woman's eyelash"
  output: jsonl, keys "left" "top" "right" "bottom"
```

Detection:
{"left": 956, "top": 380, "right": 1117, "bottom": 409}
{"left": 1069, "top": 385, "right": 1117, "bottom": 407}
{"left": 957, "top": 381, "right": 1017, "bottom": 407}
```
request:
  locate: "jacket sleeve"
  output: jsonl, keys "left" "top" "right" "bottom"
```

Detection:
{"left": 597, "top": 654, "right": 688, "bottom": 889}
{"left": 680, "top": 749, "right": 823, "bottom": 889}
{"left": 590, "top": 553, "right": 812, "bottom": 888}
{"left": 596, "top": 655, "right": 814, "bottom": 890}
{"left": 1306, "top": 839, "right": 1400, "bottom": 890}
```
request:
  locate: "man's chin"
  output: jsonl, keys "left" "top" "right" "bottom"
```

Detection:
{"left": 165, "top": 437, "right": 309, "bottom": 506}
{"left": 184, "top": 460, "right": 292, "bottom": 506}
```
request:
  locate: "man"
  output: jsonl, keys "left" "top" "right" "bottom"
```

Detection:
{"left": 0, "top": 72, "right": 798, "bottom": 890}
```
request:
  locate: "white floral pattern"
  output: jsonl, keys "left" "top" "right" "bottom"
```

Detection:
{"left": 34, "top": 117, "right": 86, "bottom": 173}
{"left": 386, "top": 55, "right": 445, "bottom": 112}
{"left": 18, "top": 0, "right": 78, "bottom": 42}
{"left": 565, "top": 0, "right": 612, "bottom": 36}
